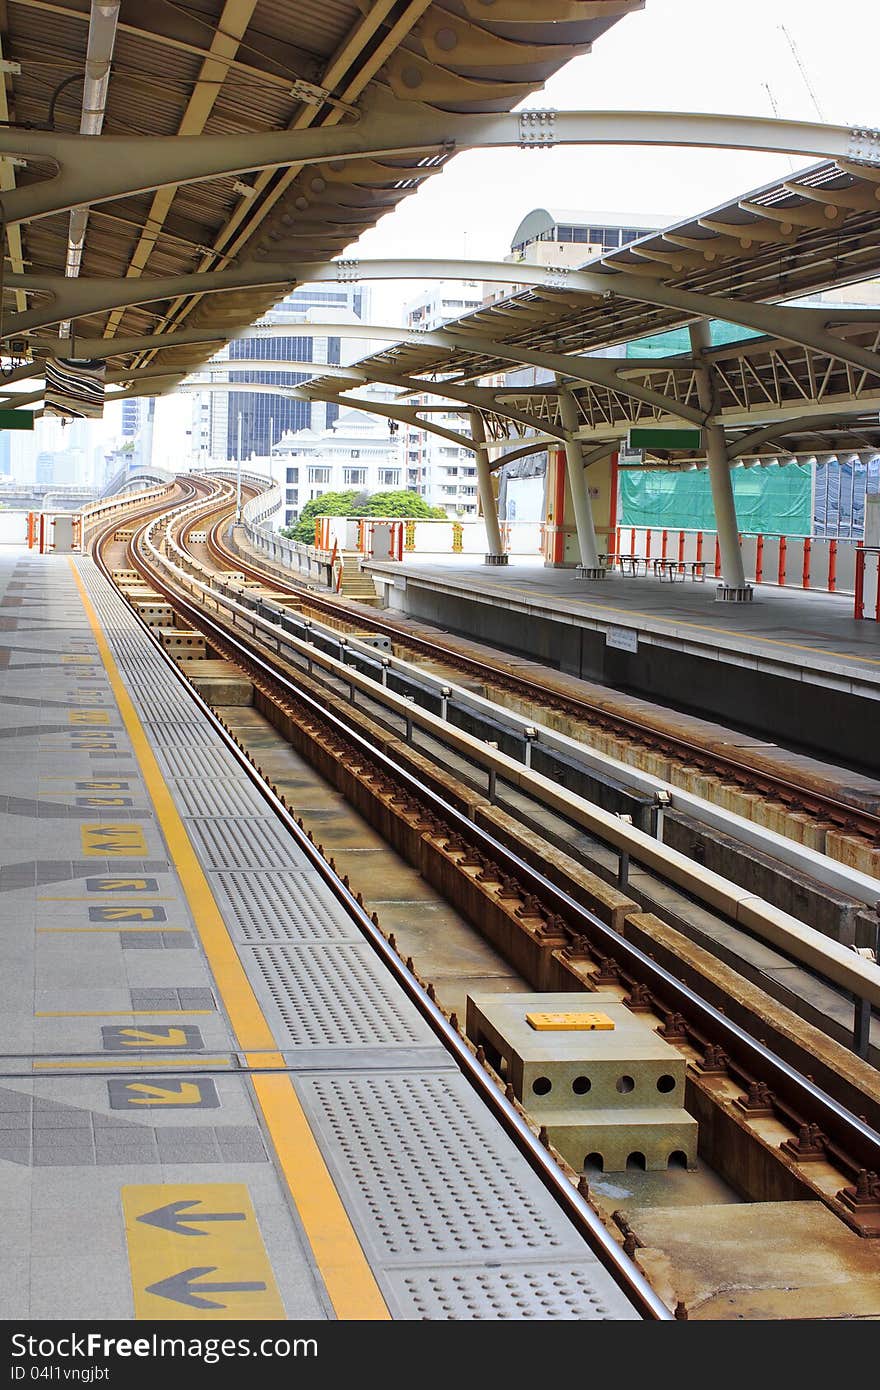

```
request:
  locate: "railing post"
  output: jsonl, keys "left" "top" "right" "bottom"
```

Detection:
{"left": 853, "top": 995, "right": 872, "bottom": 1060}
{"left": 523, "top": 726, "right": 537, "bottom": 769}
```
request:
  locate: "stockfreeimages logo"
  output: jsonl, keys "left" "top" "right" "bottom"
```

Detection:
{"left": 10, "top": 1333, "right": 316, "bottom": 1370}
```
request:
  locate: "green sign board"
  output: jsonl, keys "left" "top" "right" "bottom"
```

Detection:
{"left": 627, "top": 426, "right": 702, "bottom": 451}
{"left": 0, "top": 409, "right": 34, "bottom": 431}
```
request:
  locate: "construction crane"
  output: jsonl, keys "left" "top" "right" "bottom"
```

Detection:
{"left": 762, "top": 82, "right": 796, "bottom": 175}
{"left": 779, "top": 23, "right": 826, "bottom": 122}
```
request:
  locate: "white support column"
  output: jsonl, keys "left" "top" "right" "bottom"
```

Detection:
{"left": 557, "top": 383, "right": 604, "bottom": 578}
{"left": 688, "top": 322, "right": 752, "bottom": 601}
{"left": 470, "top": 409, "right": 507, "bottom": 565}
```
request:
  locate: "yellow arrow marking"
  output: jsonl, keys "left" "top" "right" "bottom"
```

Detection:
{"left": 91, "top": 907, "right": 162, "bottom": 920}
{"left": 81, "top": 824, "right": 148, "bottom": 856}
{"left": 123, "top": 1185, "right": 284, "bottom": 1320}
{"left": 69, "top": 710, "right": 110, "bottom": 725}
{"left": 127, "top": 1083, "right": 206, "bottom": 1106}
{"left": 70, "top": 560, "right": 389, "bottom": 1320}
{"left": 117, "top": 1027, "right": 189, "bottom": 1047}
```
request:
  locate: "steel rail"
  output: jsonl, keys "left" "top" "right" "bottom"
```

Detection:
{"left": 208, "top": 506, "right": 880, "bottom": 844}
{"left": 129, "top": 506, "right": 880, "bottom": 1181}
{"left": 84, "top": 505, "right": 672, "bottom": 1322}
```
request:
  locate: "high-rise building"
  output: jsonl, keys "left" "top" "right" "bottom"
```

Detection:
{"left": 270, "top": 400, "right": 404, "bottom": 530}
{"left": 404, "top": 281, "right": 484, "bottom": 517}
{"left": 121, "top": 397, "right": 144, "bottom": 438}
{"left": 187, "top": 283, "right": 371, "bottom": 466}
{"left": 494, "top": 210, "right": 667, "bottom": 522}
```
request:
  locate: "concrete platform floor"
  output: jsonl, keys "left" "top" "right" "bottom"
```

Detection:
{"left": 366, "top": 555, "right": 880, "bottom": 685}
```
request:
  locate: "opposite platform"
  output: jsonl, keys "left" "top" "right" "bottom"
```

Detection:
{"left": 0, "top": 548, "right": 640, "bottom": 1323}
{"left": 364, "top": 556, "right": 880, "bottom": 763}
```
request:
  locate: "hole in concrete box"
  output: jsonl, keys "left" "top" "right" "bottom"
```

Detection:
{"left": 584, "top": 1152, "right": 604, "bottom": 1174}
{"left": 532, "top": 1076, "right": 552, "bottom": 1096}
{"left": 626, "top": 1151, "right": 647, "bottom": 1171}
{"left": 615, "top": 1074, "right": 635, "bottom": 1094}
{"left": 668, "top": 1150, "right": 688, "bottom": 1168}
{"left": 656, "top": 1074, "right": 676, "bottom": 1093}
{"left": 572, "top": 1076, "right": 592, "bottom": 1095}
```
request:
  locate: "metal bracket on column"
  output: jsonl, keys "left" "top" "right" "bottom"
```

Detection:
{"left": 484, "top": 552, "right": 509, "bottom": 566}
{"left": 546, "top": 266, "right": 570, "bottom": 291}
{"left": 848, "top": 126, "right": 880, "bottom": 166}
{"left": 335, "top": 259, "right": 360, "bottom": 283}
{"left": 518, "top": 110, "right": 557, "bottom": 149}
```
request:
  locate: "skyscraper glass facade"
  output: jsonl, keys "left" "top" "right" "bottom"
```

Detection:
{"left": 226, "top": 336, "right": 313, "bottom": 458}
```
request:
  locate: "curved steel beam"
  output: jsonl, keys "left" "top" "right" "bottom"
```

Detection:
{"left": 8, "top": 260, "right": 880, "bottom": 388}
{"left": 0, "top": 93, "right": 872, "bottom": 225}
{"left": 25, "top": 320, "right": 705, "bottom": 424}
{"left": 305, "top": 361, "right": 566, "bottom": 441}
{"left": 178, "top": 376, "right": 476, "bottom": 452}
{"left": 727, "top": 412, "right": 878, "bottom": 458}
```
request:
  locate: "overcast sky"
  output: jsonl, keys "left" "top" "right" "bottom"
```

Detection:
{"left": 352, "top": 0, "right": 880, "bottom": 321}
{"left": 146, "top": 0, "right": 880, "bottom": 456}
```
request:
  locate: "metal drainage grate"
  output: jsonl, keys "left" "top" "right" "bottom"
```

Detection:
{"left": 214, "top": 870, "right": 363, "bottom": 942}
{"left": 186, "top": 817, "right": 311, "bottom": 872}
{"left": 248, "top": 944, "right": 433, "bottom": 1047}
{"left": 384, "top": 1263, "right": 632, "bottom": 1320}
{"left": 295, "top": 1072, "right": 599, "bottom": 1261}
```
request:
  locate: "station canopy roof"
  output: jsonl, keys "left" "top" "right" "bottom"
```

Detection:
{"left": 1, "top": 0, "right": 642, "bottom": 383}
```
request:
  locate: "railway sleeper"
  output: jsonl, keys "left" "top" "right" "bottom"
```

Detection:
{"left": 186, "top": 626, "right": 880, "bottom": 1230}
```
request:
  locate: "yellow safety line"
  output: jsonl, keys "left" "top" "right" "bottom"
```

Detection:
{"left": 68, "top": 558, "right": 389, "bottom": 1321}
{"left": 34, "top": 1057, "right": 232, "bottom": 1071}
{"left": 467, "top": 576, "right": 880, "bottom": 669}
{"left": 36, "top": 1011, "right": 214, "bottom": 1018}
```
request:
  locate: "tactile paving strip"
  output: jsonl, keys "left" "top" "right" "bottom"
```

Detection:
{"left": 213, "top": 870, "right": 364, "bottom": 942}
{"left": 141, "top": 720, "right": 216, "bottom": 748}
{"left": 187, "top": 817, "right": 312, "bottom": 871}
{"left": 248, "top": 943, "right": 434, "bottom": 1047}
{"left": 153, "top": 745, "right": 251, "bottom": 781}
{"left": 171, "top": 779, "right": 269, "bottom": 820}
{"left": 294, "top": 1072, "right": 638, "bottom": 1319}
{"left": 74, "top": 561, "right": 640, "bottom": 1321}
{"left": 297, "top": 1072, "right": 578, "bottom": 1257}
{"left": 383, "top": 1264, "right": 628, "bottom": 1320}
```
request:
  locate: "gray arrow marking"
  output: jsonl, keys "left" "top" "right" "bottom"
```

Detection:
{"left": 146, "top": 1267, "right": 267, "bottom": 1310}
{"left": 137, "top": 1200, "right": 246, "bottom": 1236}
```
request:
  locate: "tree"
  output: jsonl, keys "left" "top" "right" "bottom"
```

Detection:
{"left": 281, "top": 488, "right": 445, "bottom": 545}
{"left": 361, "top": 490, "right": 445, "bottom": 519}
{"left": 282, "top": 490, "right": 357, "bottom": 544}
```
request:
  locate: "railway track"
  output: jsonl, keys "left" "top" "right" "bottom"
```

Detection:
{"left": 204, "top": 492, "right": 880, "bottom": 854}
{"left": 91, "top": 480, "right": 880, "bottom": 1258}
{"left": 78, "top": 475, "right": 880, "bottom": 1318}
{"left": 82, "top": 476, "right": 673, "bottom": 1321}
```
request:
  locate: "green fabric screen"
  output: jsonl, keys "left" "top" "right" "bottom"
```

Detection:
{"left": 619, "top": 462, "right": 813, "bottom": 535}
{"left": 625, "top": 320, "right": 764, "bottom": 357}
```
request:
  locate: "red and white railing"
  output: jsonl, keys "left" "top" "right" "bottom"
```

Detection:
{"left": 614, "top": 526, "right": 874, "bottom": 613}
{"left": 854, "top": 548, "right": 880, "bottom": 621}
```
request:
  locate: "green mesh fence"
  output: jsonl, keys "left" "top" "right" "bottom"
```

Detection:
{"left": 625, "top": 320, "right": 764, "bottom": 357}
{"left": 619, "top": 462, "right": 813, "bottom": 535}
